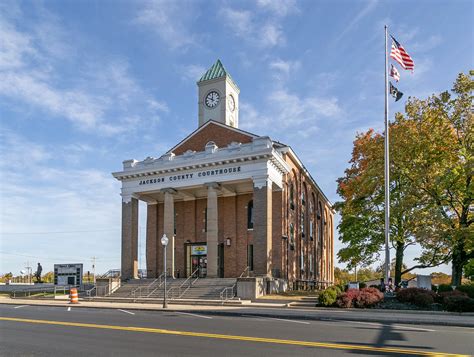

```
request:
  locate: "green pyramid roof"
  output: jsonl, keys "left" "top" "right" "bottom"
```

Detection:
{"left": 198, "top": 59, "right": 236, "bottom": 86}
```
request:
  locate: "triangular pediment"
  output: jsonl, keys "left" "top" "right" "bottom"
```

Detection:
{"left": 168, "top": 121, "right": 258, "bottom": 155}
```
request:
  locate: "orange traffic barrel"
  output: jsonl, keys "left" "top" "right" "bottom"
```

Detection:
{"left": 69, "top": 288, "right": 79, "bottom": 304}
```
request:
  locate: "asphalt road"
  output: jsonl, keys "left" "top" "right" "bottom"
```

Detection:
{"left": 0, "top": 304, "right": 472, "bottom": 356}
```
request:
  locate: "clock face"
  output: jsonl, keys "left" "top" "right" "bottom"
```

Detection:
{"left": 205, "top": 91, "right": 220, "bottom": 108}
{"left": 227, "top": 95, "right": 235, "bottom": 112}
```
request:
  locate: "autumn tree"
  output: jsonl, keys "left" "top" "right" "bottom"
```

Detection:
{"left": 336, "top": 72, "right": 472, "bottom": 285}
{"left": 392, "top": 73, "right": 473, "bottom": 285}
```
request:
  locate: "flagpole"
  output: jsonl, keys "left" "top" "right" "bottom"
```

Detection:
{"left": 384, "top": 25, "right": 390, "bottom": 284}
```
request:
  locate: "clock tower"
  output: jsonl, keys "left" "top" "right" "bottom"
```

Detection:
{"left": 197, "top": 59, "right": 240, "bottom": 128}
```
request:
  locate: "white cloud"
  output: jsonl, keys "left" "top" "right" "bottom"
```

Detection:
{"left": 219, "top": 2, "right": 297, "bottom": 48}
{"left": 411, "top": 35, "right": 442, "bottom": 53}
{"left": 269, "top": 59, "right": 300, "bottom": 80}
{"left": 334, "top": 0, "right": 378, "bottom": 42}
{"left": 0, "top": 131, "right": 121, "bottom": 272}
{"left": 256, "top": 0, "right": 299, "bottom": 17}
{"left": 179, "top": 64, "right": 206, "bottom": 82}
{"left": 134, "top": 0, "right": 198, "bottom": 50}
{"left": 0, "top": 6, "right": 168, "bottom": 136}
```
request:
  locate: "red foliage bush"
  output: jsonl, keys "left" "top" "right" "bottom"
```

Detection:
{"left": 336, "top": 289, "right": 360, "bottom": 308}
{"left": 396, "top": 288, "right": 436, "bottom": 306}
{"left": 336, "top": 288, "right": 383, "bottom": 309}
{"left": 437, "top": 290, "right": 467, "bottom": 304}
{"left": 355, "top": 288, "right": 384, "bottom": 308}
{"left": 413, "top": 292, "right": 434, "bottom": 307}
{"left": 444, "top": 296, "right": 474, "bottom": 312}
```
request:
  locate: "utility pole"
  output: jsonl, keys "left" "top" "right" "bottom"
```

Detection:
{"left": 25, "top": 261, "right": 32, "bottom": 284}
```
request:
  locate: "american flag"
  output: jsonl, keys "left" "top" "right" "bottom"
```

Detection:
{"left": 390, "top": 36, "right": 414, "bottom": 70}
{"left": 390, "top": 64, "right": 400, "bottom": 82}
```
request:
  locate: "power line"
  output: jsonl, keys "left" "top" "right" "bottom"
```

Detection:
{"left": 0, "top": 228, "right": 121, "bottom": 235}
{"left": 0, "top": 251, "right": 119, "bottom": 262}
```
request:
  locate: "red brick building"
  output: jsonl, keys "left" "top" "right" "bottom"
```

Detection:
{"left": 113, "top": 60, "right": 334, "bottom": 285}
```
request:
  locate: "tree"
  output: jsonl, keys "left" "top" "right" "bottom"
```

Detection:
{"left": 336, "top": 73, "right": 472, "bottom": 286}
{"left": 392, "top": 73, "right": 473, "bottom": 285}
{"left": 335, "top": 128, "right": 443, "bottom": 286}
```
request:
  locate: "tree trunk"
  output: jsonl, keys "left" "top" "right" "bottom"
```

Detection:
{"left": 451, "top": 239, "right": 467, "bottom": 286}
{"left": 394, "top": 241, "right": 405, "bottom": 287}
{"left": 451, "top": 211, "right": 470, "bottom": 286}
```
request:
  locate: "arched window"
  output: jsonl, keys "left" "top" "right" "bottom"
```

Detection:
{"left": 247, "top": 200, "right": 254, "bottom": 229}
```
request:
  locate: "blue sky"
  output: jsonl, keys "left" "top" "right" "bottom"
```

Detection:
{"left": 1, "top": 0, "right": 472, "bottom": 276}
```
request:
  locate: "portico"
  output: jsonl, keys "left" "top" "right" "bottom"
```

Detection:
{"left": 114, "top": 135, "right": 289, "bottom": 280}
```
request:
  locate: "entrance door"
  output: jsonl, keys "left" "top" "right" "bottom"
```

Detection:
{"left": 191, "top": 256, "right": 207, "bottom": 278}
{"left": 187, "top": 243, "right": 208, "bottom": 278}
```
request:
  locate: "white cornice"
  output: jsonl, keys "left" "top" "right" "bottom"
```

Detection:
{"left": 112, "top": 137, "right": 288, "bottom": 181}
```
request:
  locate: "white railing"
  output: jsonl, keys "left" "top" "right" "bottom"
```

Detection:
{"left": 12, "top": 285, "right": 70, "bottom": 298}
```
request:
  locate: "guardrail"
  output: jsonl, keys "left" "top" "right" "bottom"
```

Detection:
{"left": 167, "top": 268, "right": 200, "bottom": 300}
{"left": 11, "top": 286, "right": 70, "bottom": 298}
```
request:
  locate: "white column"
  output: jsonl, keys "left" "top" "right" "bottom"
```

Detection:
{"left": 206, "top": 183, "right": 219, "bottom": 278}
{"left": 162, "top": 189, "right": 176, "bottom": 278}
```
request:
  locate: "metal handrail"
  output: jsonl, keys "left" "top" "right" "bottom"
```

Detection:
{"left": 239, "top": 266, "right": 250, "bottom": 278}
{"left": 144, "top": 272, "right": 168, "bottom": 297}
{"left": 220, "top": 266, "right": 249, "bottom": 302}
{"left": 168, "top": 267, "right": 200, "bottom": 300}
{"left": 129, "top": 272, "right": 167, "bottom": 299}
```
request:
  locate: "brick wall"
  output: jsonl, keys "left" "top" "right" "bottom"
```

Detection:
{"left": 171, "top": 122, "right": 254, "bottom": 155}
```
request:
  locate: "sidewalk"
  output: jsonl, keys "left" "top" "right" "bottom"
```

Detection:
{"left": 1, "top": 297, "right": 473, "bottom": 328}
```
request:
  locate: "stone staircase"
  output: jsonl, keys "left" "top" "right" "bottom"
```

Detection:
{"left": 109, "top": 277, "right": 237, "bottom": 301}
{"left": 107, "top": 279, "right": 158, "bottom": 298}
{"left": 288, "top": 296, "right": 319, "bottom": 308}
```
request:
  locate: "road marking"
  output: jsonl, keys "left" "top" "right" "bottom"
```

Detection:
{"left": 118, "top": 309, "right": 135, "bottom": 315}
{"left": 322, "top": 319, "right": 436, "bottom": 332}
{"left": 1, "top": 317, "right": 464, "bottom": 356}
{"left": 264, "top": 317, "right": 310, "bottom": 325}
{"left": 174, "top": 312, "right": 212, "bottom": 319}
{"left": 67, "top": 307, "right": 71, "bottom": 312}
{"left": 13, "top": 305, "right": 28, "bottom": 309}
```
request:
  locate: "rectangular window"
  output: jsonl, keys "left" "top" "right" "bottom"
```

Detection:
{"left": 247, "top": 244, "right": 254, "bottom": 271}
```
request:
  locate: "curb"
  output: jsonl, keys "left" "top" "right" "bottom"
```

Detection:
{"left": 2, "top": 300, "right": 473, "bottom": 328}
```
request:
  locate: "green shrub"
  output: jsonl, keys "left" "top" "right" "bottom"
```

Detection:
{"left": 444, "top": 296, "right": 474, "bottom": 312}
{"left": 319, "top": 288, "right": 337, "bottom": 306}
{"left": 359, "top": 282, "right": 367, "bottom": 289}
{"left": 456, "top": 284, "right": 474, "bottom": 299}
{"left": 328, "top": 285, "right": 342, "bottom": 295}
{"left": 437, "top": 284, "right": 453, "bottom": 293}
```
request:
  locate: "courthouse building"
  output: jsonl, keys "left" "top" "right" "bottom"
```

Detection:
{"left": 113, "top": 60, "right": 334, "bottom": 285}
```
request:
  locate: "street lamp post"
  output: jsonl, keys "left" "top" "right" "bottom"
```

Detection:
{"left": 161, "top": 234, "right": 169, "bottom": 308}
